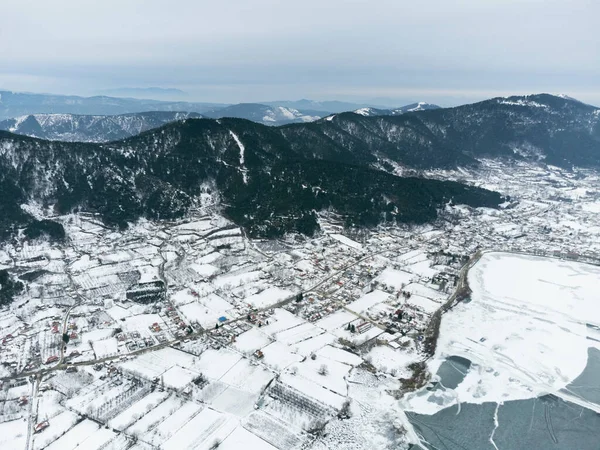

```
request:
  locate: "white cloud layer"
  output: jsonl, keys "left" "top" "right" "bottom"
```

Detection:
{"left": 1, "top": 0, "right": 599, "bottom": 105}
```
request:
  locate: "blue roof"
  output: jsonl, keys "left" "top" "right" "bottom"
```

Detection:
{"left": 218, "top": 316, "right": 227, "bottom": 322}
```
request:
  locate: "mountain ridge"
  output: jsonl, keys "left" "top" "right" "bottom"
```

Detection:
{"left": 1, "top": 93, "right": 597, "bottom": 240}
{"left": 0, "top": 111, "right": 202, "bottom": 142}
{"left": 0, "top": 116, "right": 504, "bottom": 240}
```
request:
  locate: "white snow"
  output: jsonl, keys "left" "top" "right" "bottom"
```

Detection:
{"left": 161, "top": 365, "right": 198, "bottom": 389}
{"left": 498, "top": 99, "right": 548, "bottom": 108}
{"left": 244, "top": 287, "right": 294, "bottom": 309}
{"left": 315, "top": 310, "right": 355, "bottom": 331}
{"left": 229, "top": 130, "right": 248, "bottom": 184}
{"left": 330, "top": 234, "right": 363, "bottom": 250}
{"left": 233, "top": 327, "right": 271, "bottom": 354}
{"left": 189, "top": 263, "right": 219, "bottom": 277}
{"left": 276, "top": 322, "right": 322, "bottom": 345}
{"left": 161, "top": 407, "right": 236, "bottom": 450}
{"left": 0, "top": 418, "right": 28, "bottom": 450}
{"left": 365, "top": 345, "right": 419, "bottom": 376}
{"left": 404, "top": 252, "right": 600, "bottom": 414}
{"left": 374, "top": 267, "right": 415, "bottom": 289}
{"left": 45, "top": 419, "right": 100, "bottom": 450}
{"left": 346, "top": 289, "right": 389, "bottom": 315}
{"left": 354, "top": 108, "right": 373, "bottom": 116}
{"left": 582, "top": 202, "right": 600, "bottom": 213}
{"left": 175, "top": 220, "right": 214, "bottom": 231}
{"left": 261, "top": 340, "right": 303, "bottom": 370}
{"left": 219, "top": 426, "right": 278, "bottom": 450}
{"left": 280, "top": 372, "right": 346, "bottom": 409}
{"left": 108, "top": 391, "right": 169, "bottom": 430}
{"left": 292, "top": 332, "right": 337, "bottom": 357}
{"left": 317, "top": 345, "right": 362, "bottom": 366}
{"left": 213, "top": 270, "right": 261, "bottom": 289}
{"left": 260, "top": 309, "right": 304, "bottom": 334}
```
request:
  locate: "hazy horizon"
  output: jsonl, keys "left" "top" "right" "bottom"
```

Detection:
{"left": 2, "top": 0, "right": 599, "bottom": 107}
{"left": 1, "top": 86, "right": 597, "bottom": 110}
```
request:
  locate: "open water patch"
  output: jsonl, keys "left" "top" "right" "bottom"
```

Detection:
{"left": 435, "top": 355, "right": 471, "bottom": 390}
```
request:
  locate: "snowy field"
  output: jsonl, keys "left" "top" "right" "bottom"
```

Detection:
{"left": 404, "top": 252, "right": 600, "bottom": 414}
{"left": 244, "top": 287, "right": 294, "bottom": 309}
{"left": 374, "top": 267, "right": 415, "bottom": 289}
{"left": 346, "top": 289, "right": 389, "bottom": 315}
{"left": 329, "top": 234, "right": 363, "bottom": 250}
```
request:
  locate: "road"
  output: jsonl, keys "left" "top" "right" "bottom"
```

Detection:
{"left": 422, "top": 249, "right": 484, "bottom": 358}
{"left": 58, "top": 301, "right": 79, "bottom": 365}
{"left": 24, "top": 373, "right": 41, "bottom": 450}
{"left": 2, "top": 247, "right": 392, "bottom": 383}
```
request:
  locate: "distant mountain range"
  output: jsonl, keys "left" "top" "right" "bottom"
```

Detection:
{"left": 202, "top": 103, "right": 323, "bottom": 125}
{"left": 1, "top": 93, "right": 598, "bottom": 242}
{"left": 97, "top": 87, "right": 188, "bottom": 100}
{"left": 0, "top": 89, "right": 439, "bottom": 126}
{"left": 352, "top": 102, "right": 440, "bottom": 116}
{"left": 262, "top": 99, "right": 392, "bottom": 113}
{"left": 0, "top": 90, "right": 224, "bottom": 120}
{"left": 306, "top": 94, "right": 600, "bottom": 169}
{"left": 0, "top": 90, "right": 447, "bottom": 139}
{"left": 0, "top": 111, "right": 202, "bottom": 142}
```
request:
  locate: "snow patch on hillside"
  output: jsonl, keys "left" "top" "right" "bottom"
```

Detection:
{"left": 403, "top": 252, "right": 600, "bottom": 415}
{"left": 405, "top": 102, "right": 433, "bottom": 112}
{"left": 498, "top": 99, "right": 548, "bottom": 108}
{"left": 354, "top": 108, "right": 373, "bottom": 116}
{"left": 229, "top": 130, "right": 247, "bottom": 184}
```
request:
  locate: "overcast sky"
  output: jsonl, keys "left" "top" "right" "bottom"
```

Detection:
{"left": 1, "top": 0, "right": 598, "bottom": 106}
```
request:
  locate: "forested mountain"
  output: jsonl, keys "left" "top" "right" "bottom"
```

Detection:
{"left": 263, "top": 99, "right": 388, "bottom": 113}
{"left": 0, "top": 90, "right": 223, "bottom": 119}
{"left": 353, "top": 102, "right": 440, "bottom": 116}
{"left": 294, "top": 94, "right": 600, "bottom": 169}
{"left": 202, "top": 103, "right": 322, "bottom": 125}
{"left": 1, "top": 93, "right": 596, "bottom": 241}
{"left": 0, "top": 111, "right": 202, "bottom": 142}
{"left": 0, "top": 117, "right": 503, "bottom": 240}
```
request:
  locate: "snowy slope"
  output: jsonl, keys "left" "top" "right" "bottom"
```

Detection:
{"left": 0, "top": 111, "right": 202, "bottom": 142}
{"left": 203, "top": 103, "right": 321, "bottom": 125}
{"left": 353, "top": 102, "right": 440, "bottom": 117}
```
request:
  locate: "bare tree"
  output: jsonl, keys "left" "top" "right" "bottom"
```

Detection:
{"left": 338, "top": 399, "right": 352, "bottom": 419}
{"left": 318, "top": 364, "right": 328, "bottom": 376}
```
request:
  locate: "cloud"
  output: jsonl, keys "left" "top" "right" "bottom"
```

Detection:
{"left": 1, "top": 0, "right": 599, "bottom": 105}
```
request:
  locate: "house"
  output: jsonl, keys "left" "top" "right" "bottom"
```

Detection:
{"left": 356, "top": 321, "right": 373, "bottom": 334}
{"left": 34, "top": 421, "right": 49, "bottom": 433}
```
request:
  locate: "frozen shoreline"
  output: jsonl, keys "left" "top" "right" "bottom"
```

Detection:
{"left": 403, "top": 251, "right": 600, "bottom": 416}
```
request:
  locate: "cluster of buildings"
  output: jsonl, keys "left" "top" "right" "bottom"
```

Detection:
{"left": 0, "top": 161, "right": 599, "bottom": 449}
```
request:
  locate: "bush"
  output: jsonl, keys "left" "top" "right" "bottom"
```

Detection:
{"left": 23, "top": 219, "right": 65, "bottom": 242}
{"left": 0, "top": 270, "right": 24, "bottom": 307}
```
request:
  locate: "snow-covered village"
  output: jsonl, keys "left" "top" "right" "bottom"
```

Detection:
{"left": 0, "top": 159, "right": 599, "bottom": 450}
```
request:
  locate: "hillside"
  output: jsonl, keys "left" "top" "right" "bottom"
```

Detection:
{"left": 0, "top": 90, "right": 223, "bottom": 119}
{"left": 2, "top": 93, "right": 597, "bottom": 240}
{"left": 0, "top": 118, "right": 503, "bottom": 239}
{"left": 353, "top": 102, "right": 440, "bottom": 116}
{"left": 285, "top": 94, "right": 600, "bottom": 169}
{"left": 202, "top": 103, "right": 322, "bottom": 125}
{"left": 0, "top": 111, "right": 202, "bottom": 142}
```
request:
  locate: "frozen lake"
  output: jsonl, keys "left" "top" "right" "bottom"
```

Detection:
{"left": 402, "top": 252, "right": 600, "bottom": 449}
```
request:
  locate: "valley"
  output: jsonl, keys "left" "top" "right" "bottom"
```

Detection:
{"left": 1, "top": 158, "right": 599, "bottom": 449}
{"left": 3, "top": 0, "right": 598, "bottom": 448}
